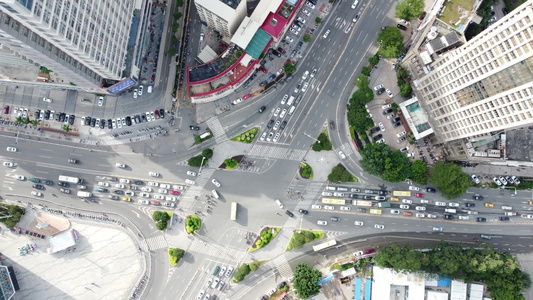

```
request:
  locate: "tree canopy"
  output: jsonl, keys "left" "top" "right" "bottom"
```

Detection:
{"left": 359, "top": 143, "right": 411, "bottom": 182}
{"left": 395, "top": 0, "right": 425, "bottom": 21}
{"left": 0, "top": 204, "right": 25, "bottom": 228}
{"left": 303, "top": 34, "right": 311, "bottom": 43}
{"left": 346, "top": 89, "right": 374, "bottom": 134}
{"left": 355, "top": 74, "right": 370, "bottom": 90}
{"left": 377, "top": 27, "right": 405, "bottom": 59}
{"left": 284, "top": 63, "right": 295, "bottom": 75}
{"left": 430, "top": 162, "right": 471, "bottom": 199}
{"left": 410, "top": 160, "right": 428, "bottom": 185}
{"left": 312, "top": 132, "right": 332, "bottom": 151}
{"left": 293, "top": 263, "right": 321, "bottom": 298}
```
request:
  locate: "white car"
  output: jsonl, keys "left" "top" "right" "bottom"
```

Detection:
{"left": 138, "top": 85, "right": 143, "bottom": 96}
{"left": 499, "top": 176, "right": 508, "bottom": 185}
{"left": 415, "top": 213, "right": 425, "bottom": 218}
{"left": 399, "top": 204, "right": 410, "bottom": 209}
{"left": 324, "top": 205, "right": 335, "bottom": 210}
{"left": 117, "top": 118, "right": 122, "bottom": 128}
{"left": 333, "top": 192, "right": 344, "bottom": 197}
{"left": 115, "top": 184, "right": 125, "bottom": 189}
{"left": 521, "top": 214, "right": 533, "bottom": 219}
{"left": 273, "top": 133, "right": 281, "bottom": 143}
{"left": 141, "top": 187, "right": 152, "bottom": 192}
{"left": 14, "top": 175, "right": 25, "bottom": 181}
{"left": 98, "top": 182, "right": 109, "bottom": 187}
{"left": 212, "top": 179, "right": 221, "bottom": 187}
{"left": 322, "top": 192, "right": 332, "bottom": 196}
{"left": 310, "top": 69, "right": 317, "bottom": 78}
{"left": 276, "top": 199, "right": 284, "bottom": 208}
{"left": 402, "top": 199, "right": 413, "bottom": 204}
{"left": 185, "top": 179, "right": 195, "bottom": 185}
{"left": 154, "top": 195, "right": 164, "bottom": 200}
{"left": 116, "top": 163, "right": 126, "bottom": 168}
{"left": 435, "top": 202, "right": 446, "bottom": 206}
{"left": 386, "top": 89, "right": 393, "bottom": 98}
{"left": 140, "top": 193, "right": 150, "bottom": 198}
{"left": 148, "top": 181, "right": 159, "bottom": 187}
{"left": 273, "top": 107, "right": 281, "bottom": 117}
{"left": 415, "top": 206, "right": 426, "bottom": 211}
{"left": 186, "top": 171, "right": 197, "bottom": 177}
{"left": 302, "top": 82, "right": 309, "bottom": 92}
{"left": 420, "top": 199, "right": 431, "bottom": 204}
{"left": 166, "top": 197, "right": 177, "bottom": 202}
{"left": 279, "top": 109, "right": 287, "bottom": 118}
{"left": 311, "top": 204, "right": 322, "bottom": 209}
{"left": 172, "top": 185, "right": 184, "bottom": 190}
{"left": 6, "top": 147, "right": 17, "bottom": 152}
{"left": 338, "top": 150, "right": 346, "bottom": 159}
{"left": 43, "top": 97, "right": 53, "bottom": 103}
{"left": 281, "top": 94, "right": 289, "bottom": 105}
{"left": 374, "top": 224, "right": 385, "bottom": 230}
{"left": 397, "top": 131, "right": 406, "bottom": 137}
{"left": 158, "top": 188, "right": 168, "bottom": 194}
{"left": 427, "top": 214, "right": 438, "bottom": 219}
{"left": 323, "top": 29, "right": 330, "bottom": 38}
{"left": 232, "top": 98, "right": 242, "bottom": 105}
{"left": 302, "top": 71, "right": 309, "bottom": 80}
{"left": 98, "top": 97, "right": 104, "bottom": 106}
{"left": 471, "top": 174, "right": 480, "bottom": 184}
{"left": 340, "top": 206, "right": 351, "bottom": 211}
{"left": 408, "top": 186, "right": 420, "bottom": 191}
{"left": 382, "top": 104, "right": 392, "bottom": 110}
{"left": 390, "top": 209, "right": 400, "bottom": 214}
{"left": 317, "top": 220, "right": 328, "bottom": 226}
{"left": 120, "top": 178, "right": 131, "bottom": 184}
{"left": 260, "top": 132, "right": 267, "bottom": 141}
{"left": 511, "top": 175, "right": 520, "bottom": 185}
{"left": 492, "top": 177, "right": 502, "bottom": 186}
{"left": 458, "top": 215, "right": 469, "bottom": 220}
{"left": 378, "top": 122, "right": 385, "bottom": 132}
{"left": 273, "top": 121, "right": 280, "bottom": 131}
{"left": 125, "top": 191, "right": 135, "bottom": 197}
{"left": 31, "top": 191, "right": 43, "bottom": 197}
{"left": 306, "top": 1, "right": 315, "bottom": 9}
{"left": 433, "top": 227, "right": 443, "bottom": 232}
{"left": 139, "top": 200, "right": 149, "bottom": 205}
{"left": 467, "top": 210, "right": 479, "bottom": 215}
{"left": 133, "top": 90, "right": 138, "bottom": 99}
{"left": 285, "top": 36, "right": 293, "bottom": 43}
{"left": 374, "top": 84, "right": 384, "bottom": 91}
{"left": 448, "top": 202, "right": 460, "bottom": 207}
{"left": 149, "top": 172, "right": 159, "bottom": 177}
{"left": 354, "top": 221, "right": 364, "bottom": 226}
{"left": 302, "top": 8, "right": 311, "bottom": 16}
{"left": 3, "top": 162, "right": 15, "bottom": 167}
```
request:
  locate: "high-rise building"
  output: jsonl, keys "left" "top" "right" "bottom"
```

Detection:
{"left": 0, "top": 0, "right": 135, "bottom": 87}
{"left": 194, "top": 0, "right": 247, "bottom": 37}
{"left": 414, "top": 1, "right": 533, "bottom": 143}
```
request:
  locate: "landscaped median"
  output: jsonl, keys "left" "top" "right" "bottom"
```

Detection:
{"left": 194, "top": 130, "right": 213, "bottom": 144}
{"left": 152, "top": 211, "right": 172, "bottom": 231}
{"left": 249, "top": 227, "right": 281, "bottom": 252}
{"left": 185, "top": 215, "right": 201, "bottom": 234}
{"left": 299, "top": 163, "right": 313, "bottom": 179}
{"left": 328, "top": 164, "right": 357, "bottom": 183}
{"left": 168, "top": 248, "right": 185, "bottom": 266}
{"left": 286, "top": 230, "right": 325, "bottom": 251}
{"left": 232, "top": 261, "right": 264, "bottom": 283}
{"left": 231, "top": 128, "right": 258, "bottom": 144}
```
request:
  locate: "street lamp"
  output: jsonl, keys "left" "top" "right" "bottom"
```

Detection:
{"left": 303, "top": 132, "right": 320, "bottom": 143}
{"left": 198, "top": 156, "right": 206, "bottom": 175}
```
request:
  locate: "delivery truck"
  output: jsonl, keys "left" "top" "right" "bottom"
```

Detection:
{"left": 77, "top": 191, "right": 92, "bottom": 197}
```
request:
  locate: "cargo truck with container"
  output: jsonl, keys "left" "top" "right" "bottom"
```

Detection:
{"left": 286, "top": 96, "right": 295, "bottom": 106}
{"left": 354, "top": 200, "right": 373, "bottom": 206}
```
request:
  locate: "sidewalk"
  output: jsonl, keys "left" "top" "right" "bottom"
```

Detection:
{"left": 303, "top": 150, "right": 340, "bottom": 182}
{"left": 248, "top": 228, "right": 293, "bottom": 262}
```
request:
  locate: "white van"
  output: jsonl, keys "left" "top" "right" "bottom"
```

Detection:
{"left": 147, "top": 86, "right": 153, "bottom": 93}
{"left": 212, "top": 190, "right": 219, "bottom": 199}
{"left": 501, "top": 205, "right": 513, "bottom": 210}
{"left": 444, "top": 208, "right": 456, "bottom": 213}
{"left": 326, "top": 186, "right": 336, "bottom": 191}
{"left": 288, "top": 105, "right": 296, "bottom": 115}
{"left": 286, "top": 96, "right": 295, "bottom": 106}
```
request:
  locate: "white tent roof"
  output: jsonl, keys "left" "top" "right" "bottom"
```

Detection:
{"left": 48, "top": 230, "right": 77, "bottom": 254}
{"left": 197, "top": 46, "right": 218, "bottom": 64}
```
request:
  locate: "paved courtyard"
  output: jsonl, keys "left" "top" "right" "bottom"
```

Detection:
{"left": 0, "top": 221, "right": 142, "bottom": 300}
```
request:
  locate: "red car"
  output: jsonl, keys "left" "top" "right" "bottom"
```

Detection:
{"left": 277, "top": 47, "right": 286, "bottom": 54}
{"left": 242, "top": 94, "right": 251, "bottom": 100}
{"left": 415, "top": 193, "right": 423, "bottom": 198}
{"left": 3, "top": 105, "right": 8, "bottom": 114}
{"left": 154, "top": 110, "right": 160, "bottom": 119}
{"left": 259, "top": 66, "right": 268, "bottom": 74}
{"left": 150, "top": 201, "right": 161, "bottom": 206}
{"left": 364, "top": 249, "right": 375, "bottom": 254}
{"left": 169, "top": 190, "right": 180, "bottom": 195}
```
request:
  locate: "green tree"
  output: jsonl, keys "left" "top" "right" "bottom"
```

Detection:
{"left": 381, "top": 151, "right": 411, "bottom": 182}
{"left": 315, "top": 17, "right": 322, "bottom": 24}
{"left": 176, "top": 0, "right": 184, "bottom": 7}
{"left": 430, "top": 162, "right": 471, "bottom": 199}
{"left": 294, "top": 264, "right": 321, "bottom": 298}
{"left": 249, "top": 261, "right": 260, "bottom": 271}
{"left": 361, "top": 66, "right": 371, "bottom": 76}
{"left": 397, "top": 68, "right": 408, "bottom": 79}
{"left": 355, "top": 74, "right": 370, "bottom": 89}
{"left": 171, "top": 35, "right": 178, "bottom": 44}
{"left": 63, "top": 125, "right": 71, "bottom": 132}
{"left": 186, "top": 216, "right": 201, "bottom": 234}
{"left": 369, "top": 54, "right": 379, "bottom": 66}
{"left": 284, "top": 63, "right": 295, "bottom": 75}
{"left": 188, "top": 155, "right": 204, "bottom": 167}
{"left": 233, "top": 263, "right": 251, "bottom": 282}
{"left": 312, "top": 132, "right": 332, "bottom": 151}
{"left": 168, "top": 47, "right": 176, "bottom": 56}
{"left": 395, "top": 0, "right": 425, "bottom": 21}
{"left": 291, "top": 232, "right": 306, "bottom": 249}
{"left": 303, "top": 34, "right": 312, "bottom": 43}
{"left": 173, "top": 12, "right": 179, "bottom": 20}
{"left": 0, "top": 204, "right": 25, "bottom": 228}
{"left": 170, "top": 248, "right": 185, "bottom": 259}
{"left": 400, "top": 84, "right": 412, "bottom": 97}
{"left": 202, "top": 148, "right": 213, "bottom": 159}
{"left": 411, "top": 160, "right": 428, "bottom": 185}
{"left": 377, "top": 27, "right": 405, "bottom": 59}
{"left": 15, "top": 116, "right": 22, "bottom": 123}
{"left": 224, "top": 158, "right": 238, "bottom": 169}
{"left": 359, "top": 143, "right": 393, "bottom": 176}
{"left": 171, "top": 23, "right": 179, "bottom": 33}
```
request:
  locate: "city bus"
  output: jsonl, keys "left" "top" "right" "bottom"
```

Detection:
{"left": 58, "top": 175, "right": 83, "bottom": 184}
{"left": 369, "top": 209, "right": 382, "bottom": 215}
{"left": 312, "top": 239, "right": 337, "bottom": 252}
{"left": 230, "top": 202, "right": 237, "bottom": 221}
{"left": 321, "top": 198, "right": 346, "bottom": 205}
{"left": 354, "top": 200, "right": 373, "bottom": 207}
{"left": 392, "top": 191, "right": 411, "bottom": 197}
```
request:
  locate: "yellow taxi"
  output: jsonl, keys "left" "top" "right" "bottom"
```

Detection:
{"left": 484, "top": 203, "right": 494, "bottom": 208}
{"left": 390, "top": 197, "right": 399, "bottom": 202}
{"left": 529, "top": 200, "right": 533, "bottom": 205}
{"left": 122, "top": 197, "right": 131, "bottom": 202}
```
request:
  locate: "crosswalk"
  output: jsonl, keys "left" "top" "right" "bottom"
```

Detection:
{"left": 206, "top": 116, "right": 229, "bottom": 144}
{"left": 339, "top": 142, "right": 353, "bottom": 156}
{"left": 248, "top": 144, "right": 307, "bottom": 161}
{"left": 143, "top": 235, "right": 168, "bottom": 251}
{"left": 269, "top": 255, "right": 293, "bottom": 278}
{"left": 187, "top": 239, "right": 247, "bottom": 262}
{"left": 178, "top": 168, "right": 215, "bottom": 210}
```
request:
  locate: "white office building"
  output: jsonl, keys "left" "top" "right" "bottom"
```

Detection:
{"left": 414, "top": 0, "right": 533, "bottom": 143}
{"left": 194, "top": 0, "right": 247, "bottom": 37}
{"left": 0, "top": 0, "right": 135, "bottom": 87}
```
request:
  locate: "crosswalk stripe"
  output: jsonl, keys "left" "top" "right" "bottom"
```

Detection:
{"left": 187, "top": 240, "right": 246, "bottom": 262}
{"left": 270, "top": 256, "right": 293, "bottom": 278}
{"left": 145, "top": 235, "right": 168, "bottom": 251}
{"left": 206, "top": 116, "right": 229, "bottom": 144}
{"left": 248, "top": 145, "right": 307, "bottom": 161}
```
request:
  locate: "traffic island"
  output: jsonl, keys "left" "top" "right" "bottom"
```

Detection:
{"left": 328, "top": 164, "right": 357, "bottom": 183}
{"left": 286, "top": 230, "right": 325, "bottom": 251}
{"left": 311, "top": 131, "right": 332, "bottom": 152}
{"left": 152, "top": 211, "right": 172, "bottom": 231}
{"left": 231, "top": 128, "right": 258, "bottom": 143}
{"left": 194, "top": 130, "right": 213, "bottom": 144}
{"left": 185, "top": 215, "right": 201, "bottom": 234}
{"left": 223, "top": 158, "right": 239, "bottom": 169}
{"left": 248, "top": 227, "right": 281, "bottom": 252}
{"left": 232, "top": 261, "right": 264, "bottom": 283}
{"left": 299, "top": 163, "right": 313, "bottom": 179}
{"left": 168, "top": 248, "right": 185, "bottom": 266}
